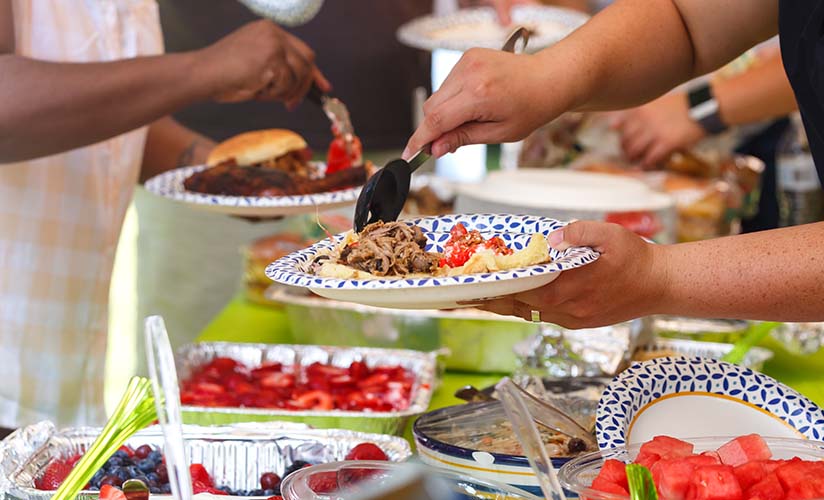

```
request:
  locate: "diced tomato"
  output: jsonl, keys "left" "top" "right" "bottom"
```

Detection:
{"left": 652, "top": 458, "right": 697, "bottom": 500}
{"left": 735, "top": 461, "right": 769, "bottom": 491}
{"left": 686, "top": 465, "right": 743, "bottom": 500}
{"left": 597, "top": 459, "right": 629, "bottom": 490}
{"left": 640, "top": 436, "right": 695, "bottom": 460}
{"left": 591, "top": 476, "right": 630, "bottom": 496}
{"left": 326, "top": 135, "right": 362, "bottom": 174}
{"left": 450, "top": 223, "right": 468, "bottom": 239}
{"left": 745, "top": 473, "right": 785, "bottom": 500}
{"left": 718, "top": 435, "right": 773, "bottom": 467}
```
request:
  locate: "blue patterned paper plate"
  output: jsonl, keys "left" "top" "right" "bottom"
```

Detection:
{"left": 266, "top": 214, "right": 599, "bottom": 310}
{"left": 144, "top": 164, "right": 361, "bottom": 217}
{"left": 597, "top": 357, "right": 824, "bottom": 449}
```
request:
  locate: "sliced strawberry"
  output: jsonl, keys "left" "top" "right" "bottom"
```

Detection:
{"left": 293, "top": 390, "right": 334, "bottom": 410}
{"left": 260, "top": 373, "right": 295, "bottom": 389}
{"left": 35, "top": 459, "right": 73, "bottom": 490}
{"left": 99, "top": 485, "right": 127, "bottom": 500}
{"left": 189, "top": 463, "right": 214, "bottom": 487}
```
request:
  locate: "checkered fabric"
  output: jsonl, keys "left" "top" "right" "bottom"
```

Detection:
{"left": 0, "top": 0, "right": 163, "bottom": 427}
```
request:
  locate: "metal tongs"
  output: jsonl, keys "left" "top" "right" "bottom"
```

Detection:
{"left": 352, "top": 27, "right": 532, "bottom": 232}
{"left": 307, "top": 84, "right": 357, "bottom": 156}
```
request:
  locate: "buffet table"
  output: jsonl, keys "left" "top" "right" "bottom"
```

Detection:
{"left": 197, "top": 295, "right": 824, "bottom": 443}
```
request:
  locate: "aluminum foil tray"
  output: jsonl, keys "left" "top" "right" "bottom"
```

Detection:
{"left": 634, "top": 337, "right": 773, "bottom": 371}
{"left": 267, "top": 285, "right": 539, "bottom": 373}
{"left": 0, "top": 421, "right": 411, "bottom": 500}
{"left": 176, "top": 342, "right": 441, "bottom": 435}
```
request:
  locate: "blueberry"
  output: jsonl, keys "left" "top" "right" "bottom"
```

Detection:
{"left": 262, "top": 489, "right": 275, "bottom": 496}
{"left": 91, "top": 470, "right": 106, "bottom": 486}
{"left": 146, "top": 472, "right": 159, "bottom": 483}
{"left": 250, "top": 489, "right": 264, "bottom": 496}
{"left": 161, "top": 484, "right": 172, "bottom": 494}
{"left": 106, "top": 456, "right": 124, "bottom": 467}
{"left": 283, "top": 460, "right": 310, "bottom": 477}
{"left": 137, "top": 458, "right": 155, "bottom": 473}
{"left": 148, "top": 450, "right": 162, "bottom": 464}
{"left": 88, "top": 486, "right": 99, "bottom": 491}
{"left": 149, "top": 487, "right": 161, "bottom": 494}
{"left": 114, "top": 468, "right": 129, "bottom": 482}
{"left": 112, "top": 450, "right": 130, "bottom": 460}
{"left": 217, "top": 485, "right": 234, "bottom": 495}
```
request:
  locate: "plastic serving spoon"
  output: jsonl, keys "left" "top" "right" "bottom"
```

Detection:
{"left": 145, "top": 315, "right": 193, "bottom": 500}
{"left": 496, "top": 377, "right": 567, "bottom": 500}
{"left": 352, "top": 26, "right": 532, "bottom": 232}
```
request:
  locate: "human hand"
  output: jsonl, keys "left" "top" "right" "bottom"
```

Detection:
{"left": 457, "top": 0, "right": 539, "bottom": 25}
{"left": 197, "top": 20, "right": 331, "bottom": 108}
{"left": 611, "top": 91, "right": 706, "bottom": 169}
{"left": 403, "top": 49, "right": 562, "bottom": 159}
{"left": 477, "top": 221, "right": 669, "bottom": 328}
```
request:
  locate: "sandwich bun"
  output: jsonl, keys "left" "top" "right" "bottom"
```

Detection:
{"left": 207, "top": 129, "right": 308, "bottom": 167}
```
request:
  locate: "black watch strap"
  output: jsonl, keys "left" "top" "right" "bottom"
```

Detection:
{"left": 687, "top": 83, "right": 727, "bottom": 135}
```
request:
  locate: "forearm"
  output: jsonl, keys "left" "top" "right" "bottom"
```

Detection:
{"left": 140, "top": 117, "right": 215, "bottom": 182}
{"left": 714, "top": 52, "right": 797, "bottom": 126}
{"left": 534, "top": 0, "right": 778, "bottom": 113}
{"left": 0, "top": 52, "right": 214, "bottom": 163}
{"left": 655, "top": 223, "right": 824, "bottom": 321}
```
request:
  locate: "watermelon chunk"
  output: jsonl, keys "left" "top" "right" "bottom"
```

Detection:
{"left": 651, "top": 458, "right": 696, "bottom": 500}
{"left": 591, "top": 476, "right": 629, "bottom": 496}
{"left": 686, "top": 465, "right": 743, "bottom": 500}
{"left": 717, "top": 434, "right": 772, "bottom": 467}
{"left": 598, "top": 459, "right": 629, "bottom": 490}
{"left": 636, "top": 451, "right": 662, "bottom": 469}
{"left": 735, "top": 461, "right": 768, "bottom": 491}
{"left": 745, "top": 473, "right": 784, "bottom": 500}
{"left": 640, "top": 436, "right": 695, "bottom": 460}
{"left": 686, "top": 455, "right": 723, "bottom": 467}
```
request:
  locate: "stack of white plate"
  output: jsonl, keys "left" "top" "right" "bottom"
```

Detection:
{"left": 455, "top": 169, "right": 677, "bottom": 243}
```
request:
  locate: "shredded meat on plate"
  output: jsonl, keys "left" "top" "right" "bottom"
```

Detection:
{"left": 338, "top": 221, "right": 442, "bottom": 276}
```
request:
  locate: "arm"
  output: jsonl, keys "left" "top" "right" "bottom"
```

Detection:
{"left": 0, "top": 2, "right": 328, "bottom": 163}
{"left": 140, "top": 117, "right": 216, "bottom": 183}
{"left": 403, "top": 0, "right": 779, "bottom": 158}
{"left": 479, "top": 221, "right": 824, "bottom": 328}
{"left": 615, "top": 50, "right": 797, "bottom": 166}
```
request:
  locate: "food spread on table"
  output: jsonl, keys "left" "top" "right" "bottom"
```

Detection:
{"left": 183, "top": 129, "right": 368, "bottom": 197}
{"left": 179, "top": 356, "right": 415, "bottom": 412}
{"left": 310, "top": 221, "right": 550, "bottom": 279}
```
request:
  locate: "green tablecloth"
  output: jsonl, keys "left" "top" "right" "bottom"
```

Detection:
{"left": 199, "top": 296, "right": 824, "bottom": 414}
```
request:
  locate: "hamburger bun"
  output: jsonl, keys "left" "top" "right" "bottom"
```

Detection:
{"left": 207, "top": 129, "right": 308, "bottom": 167}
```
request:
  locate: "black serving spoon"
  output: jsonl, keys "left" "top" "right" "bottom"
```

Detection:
{"left": 352, "top": 26, "right": 532, "bottom": 232}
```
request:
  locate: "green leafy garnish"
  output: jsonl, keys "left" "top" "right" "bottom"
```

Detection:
{"left": 626, "top": 463, "right": 658, "bottom": 500}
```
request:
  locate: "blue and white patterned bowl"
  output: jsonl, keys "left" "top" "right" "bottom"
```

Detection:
{"left": 144, "top": 164, "right": 361, "bottom": 217}
{"left": 266, "top": 214, "right": 600, "bottom": 310}
{"left": 597, "top": 357, "right": 824, "bottom": 449}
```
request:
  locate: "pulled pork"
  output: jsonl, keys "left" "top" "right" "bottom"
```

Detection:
{"left": 338, "top": 221, "right": 441, "bottom": 277}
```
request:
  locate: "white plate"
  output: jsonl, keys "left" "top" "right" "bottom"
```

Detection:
{"left": 397, "top": 6, "right": 589, "bottom": 53}
{"left": 144, "top": 164, "right": 361, "bottom": 217}
{"left": 597, "top": 357, "right": 824, "bottom": 449}
{"left": 456, "top": 170, "right": 674, "bottom": 214}
{"left": 266, "top": 214, "right": 599, "bottom": 310}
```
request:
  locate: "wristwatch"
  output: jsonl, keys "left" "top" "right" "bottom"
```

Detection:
{"left": 687, "top": 82, "right": 728, "bottom": 135}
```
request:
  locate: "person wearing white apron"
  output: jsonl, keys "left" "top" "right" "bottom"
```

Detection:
{"left": 0, "top": 0, "right": 327, "bottom": 432}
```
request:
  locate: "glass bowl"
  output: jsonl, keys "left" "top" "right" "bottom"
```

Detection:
{"left": 558, "top": 436, "right": 824, "bottom": 500}
{"left": 280, "top": 460, "right": 540, "bottom": 500}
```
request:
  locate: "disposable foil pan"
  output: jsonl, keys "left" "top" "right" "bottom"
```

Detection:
{"left": 0, "top": 421, "right": 411, "bottom": 500}
{"left": 633, "top": 337, "right": 773, "bottom": 371}
{"left": 176, "top": 342, "right": 441, "bottom": 435}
